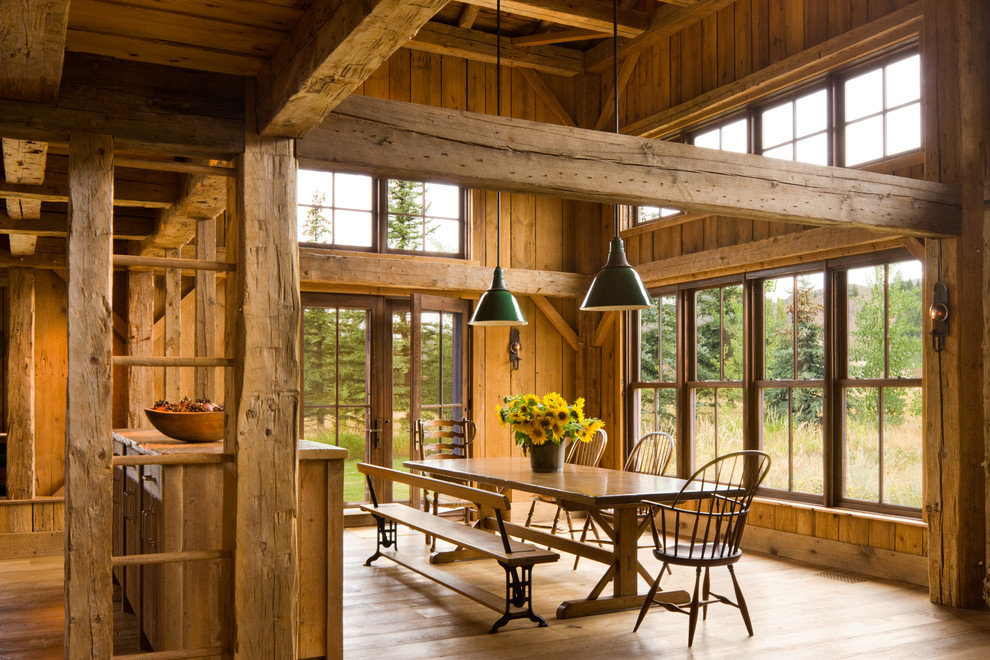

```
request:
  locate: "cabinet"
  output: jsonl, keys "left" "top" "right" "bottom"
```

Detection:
{"left": 112, "top": 430, "right": 345, "bottom": 659}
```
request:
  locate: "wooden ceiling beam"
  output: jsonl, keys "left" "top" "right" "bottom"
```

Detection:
{"left": 407, "top": 21, "right": 583, "bottom": 77}
{"left": 256, "top": 0, "right": 448, "bottom": 138}
{"left": 0, "top": 209, "right": 154, "bottom": 240}
{"left": 299, "top": 249, "right": 588, "bottom": 298}
{"left": 460, "top": 1, "right": 648, "bottom": 38}
{"left": 0, "top": 179, "right": 176, "bottom": 208}
{"left": 140, "top": 173, "right": 228, "bottom": 254}
{"left": 300, "top": 95, "right": 960, "bottom": 237}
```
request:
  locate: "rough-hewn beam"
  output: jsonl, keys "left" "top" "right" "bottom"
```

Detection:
{"left": 0, "top": 209, "right": 154, "bottom": 239}
{"left": 299, "top": 249, "right": 587, "bottom": 298}
{"left": 0, "top": 55, "right": 245, "bottom": 159}
{"left": 625, "top": 2, "right": 923, "bottom": 139}
{"left": 6, "top": 267, "right": 36, "bottom": 499}
{"left": 636, "top": 226, "right": 904, "bottom": 288}
{"left": 2, "top": 138, "right": 47, "bottom": 255}
{"left": 140, "top": 174, "right": 227, "bottom": 253}
{"left": 0, "top": 179, "right": 176, "bottom": 208}
{"left": 531, "top": 294, "right": 580, "bottom": 351}
{"left": 301, "top": 95, "right": 960, "bottom": 237}
{"left": 408, "top": 21, "right": 583, "bottom": 77}
{"left": 461, "top": 0, "right": 648, "bottom": 37}
{"left": 0, "top": 0, "right": 70, "bottom": 103}
{"left": 518, "top": 69, "right": 576, "bottom": 126}
{"left": 65, "top": 132, "right": 114, "bottom": 655}
{"left": 257, "top": 0, "right": 448, "bottom": 137}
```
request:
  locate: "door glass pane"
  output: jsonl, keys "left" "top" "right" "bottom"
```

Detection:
{"left": 392, "top": 310, "right": 412, "bottom": 501}
{"left": 302, "top": 306, "right": 370, "bottom": 505}
{"left": 420, "top": 312, "right": 441, "bottom": 410}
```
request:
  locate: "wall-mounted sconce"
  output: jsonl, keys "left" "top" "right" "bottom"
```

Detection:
{"left": 930, "top": 281, "right": 949, "bottom": 352}
{"left": 509, "top": 328, "right": 521, "bottom": 370}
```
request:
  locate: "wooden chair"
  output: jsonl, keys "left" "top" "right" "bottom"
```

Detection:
{"left": 575, "top": 431, "right": 675, "bottom": 566}
{"left": 633, "top": 450, "right": 772, "bottom": 647}
{"left": 414, "top": 417, "right": 477, "bottom": 550}
{"left": 523, "top": 429, "right": 608, "bottom": 540}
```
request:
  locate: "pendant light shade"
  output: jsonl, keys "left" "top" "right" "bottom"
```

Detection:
{"left": 580, "top": 237, "right": 653, "bottom": 311}
{"left": 581, "top": 0, "right": 653, "bottom": 313}
{"left": 469, "top": 266, "right": 528, "bottom": 325}
{"left": 468, "top": 0, "right": 526, "bottom": 327}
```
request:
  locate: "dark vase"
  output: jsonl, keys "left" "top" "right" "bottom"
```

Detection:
{"left": 528, "top": 441, "right": 564, "bottom": 472}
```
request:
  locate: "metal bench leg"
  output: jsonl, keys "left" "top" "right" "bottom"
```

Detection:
{"left": 364, "top": 517, "right": 397, "bottom": 566}
{"left": 489, "top": 564, "right": 548, "bottom": 633}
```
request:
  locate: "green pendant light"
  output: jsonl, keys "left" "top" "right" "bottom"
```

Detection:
{"left": 580, "top": 0, "right": 653, "bottom": 312}
{"left": 469, "top": 0, "right": 527, "bottom": 326}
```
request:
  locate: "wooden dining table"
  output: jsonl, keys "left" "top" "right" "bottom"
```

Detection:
{"left": 404, "top": 456, "right": 721, "bottom": 619}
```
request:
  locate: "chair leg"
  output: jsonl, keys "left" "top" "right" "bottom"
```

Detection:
{"left": 524, "top": 499, "right": 537, "bottom": 527}
{"left": 687, "top": 567, "right": 703, "bottom": 647}
{"left": 564, "top": 510, "right": 577, "bottom": 541}
{"left": 702, "top": 566, "right": 711, "bottom": 621}
{"left": 728, "top": 564, "right": 754, "bottom": 636}
{"left": 632, "top": 566, "right": 666, "bottom": 633}
{"left": 549, "top": 505, "right": 563, "bottom": 536}
{"left": 430, "top": 492, "right": 439, "bottom": 552}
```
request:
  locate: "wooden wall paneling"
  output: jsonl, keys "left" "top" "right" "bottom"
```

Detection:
{"left": 443, "top": 55, "right": 468, "bottom": 110}
{"left": 829, "top": 0, "right": 853, "bottom": 37}
{"left": 815, "top": 508, "right": 840, "bottom": 540}
{"left": 668, "top": 33, "right": 682, "bottom": 107}
{"left": 6, "top": 268, "right": 35, "bottom": 499}
{"left": 896, "top": 521, "right": 927, "bottom": 555}
{"left": 734, "top": 0, "right": 754, "bottom": 79}
{"left": 869, "top": 0, "right": 895, "bottom": 21}
{"left": 703, "top": 216, "right": 720, "bottom": 251}
{"left": 655, "top": 31, "right": 671, "bottom": 113}
{"left": 195, "top": 217, "right": 217, "bottom": 401}
{"left": 363, "top": 55, "right": 390, "bottom": 99}
{"left": 466, "top": 59, "right": 487, "bottom": 114}
{"left": 838, "top": 514, "right": 871, "bottom": 546}
{"left": 34, "top": 270, "right": 69, "bottom": 496}
{"left": 785, "top": 0, "right": 806, "bottom": 56}
{"left": 716, "top": 4, "right": 735, "bottom": 87}
{"left": 751, "top": 0, "right": 771, "bottom": 71}
{"left": 806, "top": 0, "right": 830, "bottom": 47}
{"left": 851, "top": 0, "right": 869, "bottom": 27}
{"left": 681, "top": 21, "right": 703, "bottom": 103}
{"left": 395, "top": 50, "right": 415, "bottom": 103}
{"left": 869, "top": 518, "right": 897, "bottom": 551}
{"left": 228, "top": 108, "right": 300, "bottom": 655}
{"left": 681, "top": 218, "right": 705, "bottom": 254}
{"left": 65, "top": 132, "right": 114, "bottom": 655}
{"left": 126, "top": 269, "right": 154, "bottom": 427}
{"left": 428, "top": 52, "right": 443, "bottom": 107}
{"left": 510, "top": 194, "right": 535, "bottom": 270}
{"left": 701, "top": 14, "right": 718, "bottom": 94}
{"left": 768, "top": 0, "right": 787, "bottom": 63}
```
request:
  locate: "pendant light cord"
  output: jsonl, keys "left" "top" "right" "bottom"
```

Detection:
{"left": 612, "top": 0, "right": 620, "bottom": 238}
{"left": 496, "top": 0, "right": 502, "bottom": 269}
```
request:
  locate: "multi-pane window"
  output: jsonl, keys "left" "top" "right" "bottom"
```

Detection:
{"left": 634, "top": 294, "right": 678, "bottom": 474}
{"left": 297, "top": 169, "right": 466, "bottom": 257}
{"left": 842, "top": 53, "right": 921, "bottom": 166}
{"left": 637, "top": 205, "right": 682, "bottom": 225}
{"left": 692, "top": 117, "right": 748, "bottom": 153}
{"left": 759, "top": 89, "right": 829, "bottom": 165}
{"left": 692, "top": 284, "right": 744, "bottom": 466}
{"left": 630, "top": 254, "right": 923, "bottom": 517}
{"left": 841, "top": 261, "right": 923, "bottom": 508}
{"left": 759, "top": 273, "right": 825, "bottom": 495}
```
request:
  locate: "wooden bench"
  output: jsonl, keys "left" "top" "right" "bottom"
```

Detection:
{"left": 357, "top": 462, "right": 560, "bottom": 633}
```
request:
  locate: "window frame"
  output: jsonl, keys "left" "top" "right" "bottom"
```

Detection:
{"left": 297, "top": 169, "right": 470, "bottom": 259}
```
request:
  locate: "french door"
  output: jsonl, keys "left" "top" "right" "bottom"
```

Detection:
{"left": 300, "top": 292, "right": 470, "bottom": 506}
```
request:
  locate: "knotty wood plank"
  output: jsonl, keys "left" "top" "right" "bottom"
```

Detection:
{"left": 305, "top": 94, "right": 957, "bottom": 236}
{"left": 257, "top": 0, "right": 447, "bottom": 137}
{"left": 6, "top": 268, "right": 35, "bottom": 499}
{"left": 33, "top": 271, "right": 68, "bottom": 496}
{"left": 65, "top": 132, "right": 114, "bottom": 655}
{"left": 518, "top": 69, "right": 576, "bottom": 127}
{"left": 227, "top": 112, "right": 300, "bottom": 656}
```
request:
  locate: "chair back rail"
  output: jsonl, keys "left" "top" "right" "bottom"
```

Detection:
{"left": 416, "top": 418, "right": 477, "bottom": 460}
{"left": 624, "top": 431, "right": 675, "bottom": 476}
{"left": 565, "top": 429, "right": 608, "bottom": 467}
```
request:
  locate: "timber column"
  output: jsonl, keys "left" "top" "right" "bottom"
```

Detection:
{"left": 922, "top": 0, "right": 989, "bottom": 608}
{"left": 225, "top": 92, "right": 301, "bottom": 657}
{"left": 6, "top": 267, "right": 35, "bottom": 499}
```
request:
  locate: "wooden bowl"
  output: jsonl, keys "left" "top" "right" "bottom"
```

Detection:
{"left": 144, "top": 409, "right": 225, "bottom": 442}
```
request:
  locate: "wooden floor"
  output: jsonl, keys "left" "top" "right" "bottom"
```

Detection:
{"left": 3, "top": 526, "right": 990, "bottom": 659}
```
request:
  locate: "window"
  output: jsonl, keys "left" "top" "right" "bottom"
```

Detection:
{"left": 841, "top": 53, "right": 921, "bottom": 166}
{"left": 759, "top": 89, "right": 829, "bottom": 165}
{"left": 636, "top": 205, "right": 682, "bottom": 225}
{"left": 629, "top": 253, "right": 923, "bottom": 516}
{"left": 692, "top": 117, "right": 749, "bottom": 153}
{"left": 297, "top": 169, "right": 467, "bottom": 257}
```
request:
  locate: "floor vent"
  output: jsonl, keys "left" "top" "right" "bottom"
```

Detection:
{"left": 813, "top": 570, "right": 868, "bottom": 584}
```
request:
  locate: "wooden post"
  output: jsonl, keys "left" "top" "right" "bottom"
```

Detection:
{"left": 65, "top": 132, "right": 114, "bottom": 655}
{"left": 922, "top": 0, "right": 988, "bottom": 608}
{"left": 6, "top": 267, "right": 35, "bottom": 499}
{"left": 126, "top": 267, "right": 154, "bottom": 427}
{"left": 164, "top": 247, "right": 182, "bottom": 402}
{"left": 226, "top": 99, "right": 300, "bottom": 657}
{"left": 196, "top": 217, "right": 217, "bottom": 401}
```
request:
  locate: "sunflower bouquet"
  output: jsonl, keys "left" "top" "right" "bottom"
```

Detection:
{"left": 497, "top": 392, "right": 604, "bottom": 455}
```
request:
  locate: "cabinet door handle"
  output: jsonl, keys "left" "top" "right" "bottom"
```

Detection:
{"left": 141, "top": 510, "right": 156, "bottom": 547}
{"left": 123, "top": 489, "right": 135, "bottom": 522}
